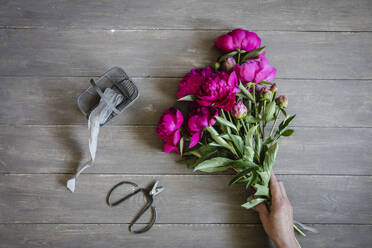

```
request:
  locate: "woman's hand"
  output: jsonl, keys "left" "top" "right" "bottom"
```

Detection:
{"left": 256, "top": 173, "right": 298, "bottom": 248}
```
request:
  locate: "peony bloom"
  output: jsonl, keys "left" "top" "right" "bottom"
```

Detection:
{"left": 187, "top": 104, "right": 217, "bottom": 148}
{"left": 234, "top": 56, "right": 276, "bottom": 84}
{"left": 214, "top": 29, "right": 262, "bottom": 53}
{"left": 156, "top": 108, "right": 184, "bottom": 153}
{"left": 176, "top": 67, "right": 214, "bottom": 99}
{"left": 276, "top": 95, "right": 288, "bottom": 108}
{"left": 232, "top": 101, "right": 248, "bottom": 119}
{"left": 196, "top": 71, "right": 240, "bottom": 111}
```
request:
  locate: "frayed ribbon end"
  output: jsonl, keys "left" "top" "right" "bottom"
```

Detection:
{"left": 67, "top": 178, "right": 76, "bottom": 192}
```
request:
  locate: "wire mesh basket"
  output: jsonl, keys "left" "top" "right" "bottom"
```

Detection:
{"left": 77, "top": 67, "right": 139, "bottom": 126}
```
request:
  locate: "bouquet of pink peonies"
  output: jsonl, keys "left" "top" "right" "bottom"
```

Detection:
{"left": 157, "top": 29, "right": 303, "bottom": 236}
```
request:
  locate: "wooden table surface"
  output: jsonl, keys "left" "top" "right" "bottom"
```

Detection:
{"left": 0, "top": 1, "right": 371, "bottom": 247}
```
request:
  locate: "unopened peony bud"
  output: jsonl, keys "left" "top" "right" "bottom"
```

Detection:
{"left": 232, "top": 101, "right": 247, "bottom": 119}
{"left": 259, "top": 87, "right": 272, "bottom": 101}
{"left": 276, "top": 95, "right": 288, "bottom": 108}
{"left": 214, "top": 62, "right": 220, "bottom": 71}
{"left": 270, "top": 83, "right": 278, "bottom": 93}
{"left": 222, "top": 57, "right": 236, "bottom": 72}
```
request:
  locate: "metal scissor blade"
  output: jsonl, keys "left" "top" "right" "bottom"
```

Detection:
{"left": 152, "top": 186, "right": 164, "bottom": 196}
{"left": 149, "top": 180, "right": 164, "bottom": 196}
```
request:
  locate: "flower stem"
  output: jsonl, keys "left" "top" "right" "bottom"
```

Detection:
{"left": 240, "top": 119, "right": 248, "bottom": 134}
{"left": 237, "top": 51, "right": 241, "bottom": 64}
{"left": 253, "top": 84, "right": 258, "bottom": 117}
{"left": 269, "top": 108, "right": 280, "bottom": 137}
{"left": 227, "top": 111, "right": 239, "bottom": 135}
{"left": 262, "top": 101, "right": 266, "bottom": 139}
{"left": 293, "top": 224, "right": 306, "bottom": 237}
{"left": 295, "top": 236, "right": 302, "bottom": 248}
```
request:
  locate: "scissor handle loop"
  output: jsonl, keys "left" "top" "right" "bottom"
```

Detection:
{"left": 106, "top": 181, "right": 139, "bottom": 207}
{"left": 129, "top": 203, "right": 157, "bottom": 234}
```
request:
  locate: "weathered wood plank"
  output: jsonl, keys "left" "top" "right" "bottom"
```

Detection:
{"left": 0, "top": 174, "right": 370, "bottom": 224}
{"left": 0, "top": 224, "right": 371, "bottom": 248}
{"left": 0, "top": 30, "right": 371, "bottom": 79}
{"left": 0, "top": 125, "right": 371, "bottom": 175}
{"left": 1, "top": 0, "right": 371, "bottom": 31}
{"left": 1, "top": 77, "right": 371, "bottom": 127}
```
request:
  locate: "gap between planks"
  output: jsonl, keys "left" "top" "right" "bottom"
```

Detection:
{"left": 1, "top": 26, "right": 372, "bottom": 33}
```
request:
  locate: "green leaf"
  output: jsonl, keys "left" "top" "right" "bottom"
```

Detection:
{"left": 208, "top": 142, "right": 222, "bottom": 147}
{"left": 263, "top": 143, "right": 279, "bottom": 173}
{"left": 230, "top": 159, "right": 258, "bottom": 169}
{"left": 215, "top": 116, "right": 238, "bottom": 132}
{"left": 178, "top": 94, "right": 196, "bottom": 101}
{"left": 194, "top": 157, "right": 232, "bottom": 172}
{"left": 218, "top": 50, "right": 238, "bottom": 62}
{"left": 206, "top": 126, "right": 229, "bottom": 146}
{"left": 245, "top": 115, "right": 260, "bottom": 124}
{"left": 282, "top": 129, "right": 294, "bottom": 136}
{"left": 253, "top": 184, "right": 270, "bottom": 197}
{"left": 220, "top": 110, "right": 231, "bottom": 134}
{"left": 220, "top": 134, "right": 231, "bottom": 141}
{"left": 255, "top": 134, "right": 262, "bottom": 159}
{"left": 279, "top": 114, "right": 296, "bottom": 131}
{"left": 229, "top": 134, "right": 244, "bottom": 156}
{"left": 243, "top": 146, "right": 255, "bottom": 161}
{"left": 200, "top": 165, "right": 231, "bottom": 173}
{"left": 263, "top": 101, "right": 276, "bottom": 122}
{"left": 206, "top": 126, "right": 237, "bottom": 156}
{"left": 184, "top": 150, "right": 201, "bottom": 158}
{"left": 280, "top": 108, "right": 287, "bottom": 117}
{"left": 260, "top": 81, "right": 273, "bottom": 86}
{"left": 238, "top": 82, "right": 255, "bottom": 102}
{"left": 246, "top": 172, "right": 259, "bottom": 189}
{"left": 241, "top": 46, "right": 266, "bottom": 63}
{"left": 229, "top": 167, "right": 256, "bottom": 185}
{"left": 263, "top": 136, "right": 274, "bottom": 145}
{"left": 241, "top": 198, "right": 266, "bottom": 209}
{"left": 179, "top": 137, "right": 184, "bottom": 157}
{"left": 257, "top": 171, "right": 271, "bottom": 185}
{"left": 245, "top": 124, "right": 258, "bottom": 147}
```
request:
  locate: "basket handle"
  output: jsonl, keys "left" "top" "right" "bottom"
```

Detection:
{"left": 90, "top": 79, "right": 121, "bottom": 115}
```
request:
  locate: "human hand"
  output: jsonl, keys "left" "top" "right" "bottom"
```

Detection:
{"left": 256, "top": 173, "right": 298, "bottom": 248}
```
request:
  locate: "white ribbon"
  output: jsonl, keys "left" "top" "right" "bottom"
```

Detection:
{"left": 67, "top": 88, "right": 123, "bottom": 192}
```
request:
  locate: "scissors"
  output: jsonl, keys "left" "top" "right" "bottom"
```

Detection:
{"left": 106, "top": 180, "right": 164, "bottom": 233}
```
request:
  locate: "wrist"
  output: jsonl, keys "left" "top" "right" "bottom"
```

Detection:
{"left": 273, "top": 236, "right": 298, "bottom": 248}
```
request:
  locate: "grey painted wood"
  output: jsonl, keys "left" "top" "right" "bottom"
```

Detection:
{"left": 0, "top": 224, "right": 371, "bottom": 248}
{"left": 1, "top": 77, "right": 372, "bottom": 127}
{"left": 0, "top": 125, "right": 371, "bottom": 175}
{"left": 0, "top": 174, "right": 371, "bottom": 224}
{"left": 0, "top": 30, "right": 371, "bottom": 79}
{"left": 0, "top": 0, "right": 371, "bottom": 245}
{"left": 1, "top": 0, "right": 371, "bottom": 31}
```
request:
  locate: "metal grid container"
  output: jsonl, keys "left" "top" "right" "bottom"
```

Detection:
{"left": 77, "top": 67, "right": 139, "bottom": 126}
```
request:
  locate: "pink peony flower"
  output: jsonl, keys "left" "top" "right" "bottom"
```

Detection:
{"left": 234, "top": 56, "right": 276, "bottom": 84}
{"left": 176, "top": 67, "right": 214, "bottom": 99}
{"left": 196, "top": 71, "right": 240, "bottom": 111}
{"left": 232, "top": 101, "right": 248, "bottom": 119}
{"left": 156, "top": 108, "right": 184, "bottom": 153}
{"left": 187, "top": 104, "right": 217, "bottom": 148}
{"left": 214, "top": 29, "right": 262, "bottom": 53}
